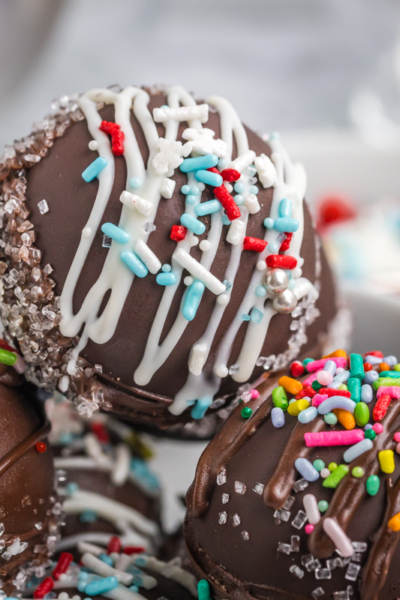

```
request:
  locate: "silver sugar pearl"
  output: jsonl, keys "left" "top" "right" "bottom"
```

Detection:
{"left": 263, "top": 268, "right": 289, "bottom": 294}
{"left": 272, "top": 289, "right": 298, "bottom": 314}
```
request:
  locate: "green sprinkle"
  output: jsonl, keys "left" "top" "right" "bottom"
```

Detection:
{"left": 311, "top": 380, "right": 323, "bottom": 391}
{"left": 303, "top": 358, "right": 314, "bottom": 371}
{"left": 324, "top": 412, "right": 338, "bottom": 426}
{"left": 313, "top": 459, "right": 325, "bottom": 472}
{"left": 338, "top": 384, "right": 348, "bottom": 391}
{"left": 289, "top": 399, "right": 296, "bottom": 405}
{"left": 328, "top": 462, "right": 338, "bottom": 472}
{"left": 0, "top": 348, "right": 17, "bottom": 366}
{"left": 354, "top": 402, "right": 370, "bottom": 427}
{"left": 366, "top": 475, "right": 380, "bottom": 496}
{"left": 272, "top": 386, "right": 288, "bottom": 411}
{"left": 241, "top": 407, "right": 252, "bottom": 419}
{"left": 352, "top": 467, "right": 364, "bottom": 478}
{"left": 379, "top": 371, "right": 400, "bottom": 379}
{"left": 350, "top": 353, "right": 364, "bottom": 381}
{"left": 198, "top": 579, "right": 212, "bottom": 600}
{"left": 348, "top": 377, "right": 361, "bottom": 402}
{"left": 373, "top": 377, "right": 400, "bottom": 390}
{"left": 364, "top": 428, "right": 376, "bottom": 441}
{"left": 394, "top": 364, "right": 400, "bottom": 372}
{"left": 323, "top": 465, "right": 349, "bottom": 489}
{"left": 318, "top": 500, "right": 329, "bottom": 512}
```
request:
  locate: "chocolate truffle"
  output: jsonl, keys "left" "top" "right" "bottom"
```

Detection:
{"left": 0, "top": 361, "right": 60, "bottom": 594}
{"left": 47, "top": 397, "right": 162, "bottom": 555}
{"left": 0, "top": 84, "right": 343, "bottom": 432}
{"left": 185, "top": 350, "right": 400, "bottom": 599}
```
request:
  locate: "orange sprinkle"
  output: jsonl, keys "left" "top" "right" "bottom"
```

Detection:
{"left": 322, "top": 349, "right": 347, "bottom": 359}
{"left": 388, "top": 512, "right": 400, "bottom": 532}
{"left": 333, "top": 409, "right": 355, "bottom": 430}
{"left": 379, "top": 362, "right": 390, "bottom": 372}
{"left": 278, "top": 376, "right": 303, "bottom": 395}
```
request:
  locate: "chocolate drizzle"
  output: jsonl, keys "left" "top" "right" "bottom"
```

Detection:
{"left": 0, "top": 419, "right": 50, "bottom": 479}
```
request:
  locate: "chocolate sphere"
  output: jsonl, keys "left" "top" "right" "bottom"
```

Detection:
{"left": 0, "top": 84, "right": 343, "bottom": 432}
{"left": 0, "top": 363, "right": 59, "bottom": 594}
{"left": 47, "top": 398, "right": 162, "bottom": 555}
{"left": 185, "top": 350, "right": 400, "bottom": 599}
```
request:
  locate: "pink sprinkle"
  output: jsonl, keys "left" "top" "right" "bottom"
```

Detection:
{"left": 250, "top": 389, "right": 259, "bottom": 399}
{"left": 317, "top": 371, "right": 333, "bottom": 386}
{"left": 304, "top": 430, "right": 364, "bottom": 447}
{"left": 312, "top": 394, "right": 329, "bottom": 408}
{"left": 373, "top": 423, "right": 384, "bottom": 434}
{"left": 377, "top": 386, "right": 400, "bottom": 399}
{"left": 394, "top": 432, "right": 400, "bottom": 443}
{"left": 303, "top": 372, "right": 319, "bottom": 387}
{"left": 306, "top": 357, "right": 348, "bottom": 373}
{"left": 305, "top": 524, "right": 314, "bottom": 535}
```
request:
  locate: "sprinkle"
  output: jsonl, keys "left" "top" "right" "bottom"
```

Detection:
{"left": 243, "top": 236, "right": 268, "bottom": 252}
{"left": 312, "top": 394, "right": 329, "bottom": 408}
{"left": 324, "top": 412, "right": 338, "bottom": 426}
{"left": 279, "top": 232, "right": 293, "bottom": 252}
{"left": 343, "top": 439, "right": 373, "bottom": 463}
{"left": 266, "top": 254, "right": 297, "bottom": 269}
{"left": 154, "top": 103, "right": 209, "bottom": 123}
{"left": 37, "top": 199, "right": 49, "bottom": 215}
{"left": 377, "top": 385, "right": 400, "bottom": 399}
{"left": 304, "top": 430, "right": 364, "bottom": 447}
{"left": 303, "top": 494, "right": 320, "bottom": 524}
{"left": 230, "top": 150, "right": 256, "bottom": 173}
{"left": 364, "top": 428, "right": 376, "bottom": 440}
{"left": 244, "top": 193, "right": 261, "bottom": 214}
{"left": 317, "top": 370, "right": 333, "bottom": 386}
{"left": 366, "top": 475, "right": 380, "bottom": 496}
{"left": 379, "top": 371, "right": 400, "bottom": 379}
{"left": 388, "top": 512, "right": 400, "bottom": 532}
{"left": 197, "top": 579, "right": 212, "bottom": 600}
{"left": 99, "top": 120, "right": 124, "bottom": 155}
{"left": 129, "top": 177, "right": 142, "bottom": 189}
{"left": 180, "top": 154, "right": 219, "bottom": 174}
{"left": 101, "top": 223, "right": 130, "bottom": 245}
{"left": 214, "top": 185, "right": 241, "bottom": 221}
{"left": 120, "top": 251, "right": 148, "bottom": 278}
{"left": 182, "top": 128, "right": 227, "bottom": 158}
{"left": 348, "top": 377, "right": 361, "bottom": 402}
{"left": 52, "top": 552, "right": 73, "bottom": 580}
{"left": 220, "top": 168, "right": 240, "bottom": 182}
{"left": 322, "top": 518, "right": 354, "bottom": 557}
{"left": 120, "top": 191, "right": 153, "bottom": 217}
{"left": 35, "top": 442, "right": 47, "bottom": 453}
{"left": 85, "top": 576, "right": 119, "bottom": 596}
{"left": 156, "top": 272, "right": 177, "bottom": 286}
{"left": 288, "top": 399, "right": 310, "bottom": 416}
{"left": 352, "top": 466, "right": 364, "bottom": 478}
{"left": 296, "top": 386, "right": 316, "bottom": 399}
{"left": 227, "top": 219, "right": 245, "bottom": 245}
{"left": 318, "top": 397, "right": 356, "bottom": 415}
{"left": 170, "top": 224, "right": 187, "bottom": 242}
{"left": 379, "top": 449, "right": 395, "bottom": 474}
{"left": 374, "top": 423, "right": 384, "bottom": 434}
{"left": 318, "top": 500, "right": 329, "bottom": 512}
{"left": 82, "top": 157, "right": 107, "bottom": 182}
{"left": 373, "top": 377, "right": 400, "bottom": 389}
{"left": 298, "top": 406, "right": 318, "bottom": 424}
{"left": 279, "top": 375, "right": 303, "bottom": 395}
{"left": 0, "top": 349, "right": 17, "bottom": 366}
{"left": 333, "top": 409, "right": 356, "bottom": 430}
{"left": 360, "top": 384, "right": 373, "bottom": 403}
{"left": 241, "top": 407, "right": 252, "bottom": 419}
{"left": 373, "top": 394, "right": 391, "bottom": 421}
{"left": 272, "top": 386, "right": 288, "bottom": 410}
{"left": 160, "top": 177, "right": 176, "bottom": 199}
{"left": 290, "top": 361, "right": 304, "bottom": 377}
{"left": 271, "top": 406, "right": 285, "bottom": 428}
{"left": 195, "top": 169, "right": 223, "bottom": 187}
{"left": 305, "top": 524, "right": 314, "bottom": 534}
{"left": 182, "top": 281, "right": 205, "bottom": 321}
{"left": 195, "top": 200, "right": 221, "bottom": 216}
{"left": 295, "top": 458, "right": 319, "bottom": 482}
{"left": 353, "top": 402, "right": 370, "bottom": 426}
{"left": 180, "top": 213, "right": 206, "bottom": 235}
{"left": 323, "top": 465, "right": 349, "bottom": 488}
{"left": 173, "top": 247, "right": 226, "bottom": 295}
{"left": 134, "top": 240, "right": 162, "bottom": 274}
{"left": 254, "top": 153, "right": 277, "bottom": 188}
{"left": 306, "top": 357, "right": 348, "bottom": 372}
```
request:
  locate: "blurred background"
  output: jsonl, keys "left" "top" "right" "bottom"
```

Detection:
{"left": 1, "top": 0, "right": 400, "bottom": 296}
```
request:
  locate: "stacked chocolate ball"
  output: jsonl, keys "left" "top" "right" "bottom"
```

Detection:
{"left": 0, "top": 83, "right": 366, "bottom": 600}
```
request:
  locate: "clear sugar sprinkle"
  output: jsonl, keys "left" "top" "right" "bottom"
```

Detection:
{"left": 345, "top": 563, "right": 360, "bottom": 582}
{"left": 291, "top": 535, "right": 300, "bottom": 552}
{"left": 37, "top": 199, "right": 49, "bottom": 215}
{"left": 289, "top": 565, "right": 304, "bottom": 579}
{"left": 292, "top": 510, "right": 308, "bottom": 530}
{"left": 293, "top": 478, "right": 309, "bottom": 493}
{"left": 312, "top": 588, "right": 325, "bottom": 599}
{"left": 315, "top": 568, "right": 331, "bottom": 580}
{"left": 222, "top": 493, "right": 230, "bottom": 504}
{"left": 241, "top": 531, "right": 250, "bottom": 541}
{"left": 253, "top": 483, "right": 264, "bottom": 495}
{"left": 234, "top": 481, "right": 246, "bottom": 495}
{"left": 217, "top": 469, "right": 227, "bottom": 486}
{"left": 277, "top": 542, "right": 291, "bottom": 555}
{"left": 273, "top": 509, "right": 291, "bottom": 522}
{"left": 232, "top": 514, "right": 241, "bottom": 527}
{"left": 218, "top": 511, "right": 227, "bottom": 525}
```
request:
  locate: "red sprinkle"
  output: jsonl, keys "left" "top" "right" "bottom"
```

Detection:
{"left": 318, "top": 388, "right": 351, "bottom": 398}
{"left": 214, "top": 186, "right": 241, "bottom": 221}
{"left": 220, "top": 168, "right": 241, "bottom": 182}
{"left": 0, "top": 339, "right": 16, "bottom": 353}
{"left": 34, "top": 577, "right": 54, "bottom": 599}
{"left": 207, "top": 167, "right": 220, "bottom": 176}
{"left": 373, "top": 394, "right": 391, "bottom": 422}
{"left": 365, "top": 351, "right": 384, "bottom": 358}
{"left": 36, "top": 442, "right": 47, "bottom": 453}
{"left": 279, "top": 233, "right": 293, "bottom": 253}
{"left": 99, "top": 120, "right": 125, "bottom": 156}
{"left": 53, "top": 552, "right": 73, "bottom": 580}
{"left": 90, "top": 422, "right": 110, "bottom": 444}
{"left": 123, "top": 546, "right": 145, "bottom": 555}
{"left": 170, "top": 225, "right": 187, "bottom": 242}
{"left": 107, "top": 536, "right": 122, "bottom": 554}
{"left": 296, "top": 386, "right": 316, "bottom": 399}
{"left": 290, "top": 361, "right": 304, "bottom": 378}
{"left": 243, "top": 236, "right": 268, "bottom": 252}
{"left": 266, "top": 255, "right": 297, "bottom": 269}
{"left": 364, "top": 362, "right": 373, "bottom": 372}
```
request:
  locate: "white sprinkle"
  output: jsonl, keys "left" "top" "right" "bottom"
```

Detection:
{"left": 184, "top": 276, "right": 193, "bottom": 286}
{"left": 199, "top": 240, "right": 211, "bottom": 252}
{"left": 38, "top": 199, "right": 49, "bottom": 215}
{"left": 189, "top": 343, "right": 208, "bottom": 376}
{"left": 182, "top": 127, "right": 227, "bottom": 157}
{"left": 226, "top": 219, "right": 245, "bottom": 245}
{"left": 134, "top": 240, "right": 161, "bottom": 274}
{"left": 120, "top": 191, "right": 153, "bottom": 217}
{"left": 244, "top": 193, "right": 261, "bottom": 214}
{"left": 303, "top": 494, "right": 321, "bottom": 525}
{"left": 214, "top": 364, "right": 229, "bottom": 378}
{"left": 323, "top": 518, "right": 354, "bottom": 558}
{"left": 88, "top": 140, "right": 98, "bottom": 151}
{"left": 160, "top": 177, "right": 176, "bottom": 199}
{"left": 230, "top": 150, "right": 256, "bottom": 173}
{"left": 173, "top": 247, "right": 226, "bottom": 295}
{"left": 82, "top": 227, "right": 92, "bottom": 237}
{"left": 58, "top": 375, "right": 69, "bottom": 393}
{"left": 256, "top": 260, "right": 266, "bottom": 271}
{"left": 254, "top": 153, "right": 277, "bottom": 188}
{"left": 154, "top": 104, "right": 209, "bottom": 124}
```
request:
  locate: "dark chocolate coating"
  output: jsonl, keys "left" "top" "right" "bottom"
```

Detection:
{"left": 0, "top": 366, "right": 55, "bottom": 590}
{"left": 14, "top": 89, "right": 337, "bottom": 429}
{"left": 185, "top": 368, "right": 400, "bottom": 599}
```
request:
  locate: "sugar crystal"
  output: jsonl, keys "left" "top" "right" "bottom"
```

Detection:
{"left": 232, "top": 514, "right": 241, "bottom": 527}
{"left": 333, "top": 593, "right": 350, "bottom": 600}
{"left": 37, "top": 200, "right": 49, "bottom": 215}
{"left": 102, "top": 234, "right": 112, "bottom": 248}
{"left": 315, "top": 568, "right": 331, "bottom": 580}
{"left": 273, "top": 509, "right": 291, "bottom": 522}
{"left": 253, "top": 483, "right": 264, "bottom": 495}
{"left": 351, "top": 541, "right": 367, "bottom": 552}
{"left": 144, "top": 222, "right": 156, "bottom": 233}
{"left": 345, "top": 563, "right": 360, "bottom": 582}
{"left": 222, "top": 493, "right": 229, "bottom": 504}
{"left": 277, "top": 542, "right": 291, "bottom": 555}
{"left": 291, "top": 535, "right": 300, "bottom": 552}
{"left": 289, "top": 565, "right": 304, "bottom": 579}
{"left": 293, "top": 478, "right": 309, "bottom": 493}
{"left": 234, "top": 481, "right": 246, "bottom": 495}
{"left": 292, "top": 510, "right": 308, "bottom": 529}
{"left": 241, "top": 531, "right": 250, "bottom": 541}
{"left": 217, "top": 469, "right": 227, "bottom": 486}
{"left": 218, "top": 512, "right": 227, "bottom": 525}
{"left": 311, "top": 588, "right": 325, "bottom": 599}
{"left": 283, "top": 495, "right": 295, "bottom": 510}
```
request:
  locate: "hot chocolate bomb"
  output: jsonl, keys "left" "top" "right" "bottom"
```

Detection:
{"left": 0, "top": 84, "right": 340, "bottom": 430}
{"left": 185, "top": 350, "right": 400, "bottom": 599}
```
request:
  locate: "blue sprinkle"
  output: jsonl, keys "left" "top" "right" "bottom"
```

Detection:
{"left": 241, "top": 314, "right": 251, "bottom": 321}
{"left": 59, "top": 432, "right": 73, "bottom": 444}
{"left": 80, "top": 509, "right": 97, "bottom": 523}
{"left": 121, "top": 251, "right": 148, "bottom": 278}
{"left": 195, "top": 200, "right": 222, "bottom": 217}
{"left": 249, "top": 185, "right": 259, "bottom": 195}
{"left": 255, "top": 286, "right": 266, "bottom": 297}
{"left": 223, "top": 279, "right": 232, "bottom": 291}
{"left": 383, "top": 355, "right": 397, "bottom": 366}
{"left": 234, "top": 182, "right": 245, "bottom": 194}
{"left": 82, "top": 157, "right": 108, "bottom": 182}
{"left": 180, "top": 213, "right": 206, "bottom": 235}
{"left": 251, "top": 308, "right": 263, "bottom": 323}
{"left": 333, "top": 370, "right": 350, "bottom": 383}
{"left": 279, "top": 198, "right": 292, "bottom": 218}
{"left": 156, "top": 272, "right": 177, "bottom": 286}
{"left": 134, "top": 557, "right": 146, "bottom": 567}
{"left": 182, "top": 281, "right": 205, "bottom": 321}
{"left": 180, "top": 154, "right": 218, "bottom": 173}
{"left": 190, "top": 186, "right": 200, "bottom": 196}
{"left": 327, "top": 381, "right": 341, "bottom": 389}
{"left": 364, "top": 370, "right": 379, "bottom": 384}
{"left": 361, "top": 384, "right": 373, "bottom": 403}
{"left": 343, "top": 439, "right": 373, "bottom": 463}
{"left": 264, "top": 217, "right": 274, "bottom": 229}
{"left": 191, "top": 396, "right": 213, "bottom": 420}
{"left": 85, "top": 576, "right": 119, "bottom": 596}
{"left": 161, "top": 104, "right": 169, "bottom": 109}
{"left": 181, "top": 185, "right": 190, "bottom": 195}
{"left": 222, "top": 214, "right": 231, "bottom": 225}
{"left": 129, "top": 586, "right": 139, "bottom": 593}
{"left": 271, "top": 407, "right": 285, "bottom": 428}
{"left": 161, "top": 264, "right": 171, "bottom": 272}
{"left": 295, "top": 458, "right": 319, "bottom": 482}
{"left": 129, "top": 177, "right": 142, "bottom": 189}
{"left": 234, "top": 194, "right": 244, "bottom": 205}
{"left": 101, "top": 223, "right": 130, "bottom": 244}
{"left": 324, "top": 360, "right": 337, "bottom": 375}
{"left": 99, "top": 553, "right": 114, "bottom": 567}
{"left": 274, "top": 217, "right": 299, "bottom": 233}
{"left": 218, "top": 158, "right": 228, "bottom": 171}
{"left": 364, "top": 355, "right": 382, "bottom": 365}
{"left": 318, "top": 397, "right": 356, "bottom": 415}
{"left": 298, "top": 406, "right": 318, "bottom": 424}
{"left": 365, "top": 423, "right": 373, "bottom": 430}
{"left": 186, "top": 195, "right": 197, "bottom": 205}
{"left": 66, "top": 482, "right": 79, "bottom": 495}
{"left": 268, "top": 242, "right": 280, "bottom": 254}
{"left": 195, "top": 170, "right": 223, "bottom": 187}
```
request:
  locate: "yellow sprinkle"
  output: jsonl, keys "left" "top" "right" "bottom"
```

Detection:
{"left": 333, "top": 409, "right": 355, "bottom": 430}
{"left": 388, "top": 512, "right": 400, "bottom": 532}
{"left": 287, "top": 399, "right": 310, "bottom": 417}
{"left": 379, "top": 449, "right": 395, "bottom": 474}
{"left": 279, "top": 376, "right": 303, "bottom": 395}
{"left": 322, "top": 349, "right": 347, "bottom": 359}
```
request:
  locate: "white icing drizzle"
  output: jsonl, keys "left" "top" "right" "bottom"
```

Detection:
{"left": 58, "top": 85, "right": 318, "bottom": 417}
